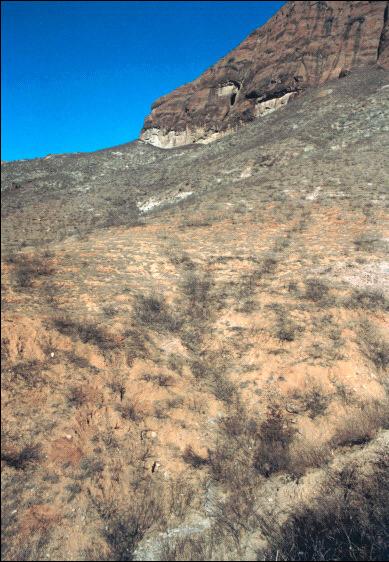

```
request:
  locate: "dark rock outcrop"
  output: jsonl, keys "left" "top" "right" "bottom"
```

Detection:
{"left": 141, "top": 0, "right": 389, "bottom": 147}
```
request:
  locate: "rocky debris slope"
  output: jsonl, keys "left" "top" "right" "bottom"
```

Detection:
{"left": 2, "top": 67, "right": 388, "bottom": 251}
{"left": 141, "top": 0, "right": 389, "bottom": 147}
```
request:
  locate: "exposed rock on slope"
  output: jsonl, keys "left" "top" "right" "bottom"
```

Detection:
{"left": 141, "top": 0, "right": 389, "bottom": 147}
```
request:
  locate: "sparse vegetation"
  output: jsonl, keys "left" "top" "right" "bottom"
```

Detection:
{"left": 117, "top": 400, "right": 144, "bottom": 422}
{"left": 353, "top": 233, "right": 382, "bottom": 252}
{"left": 9, "top": 252, "right": 55, "bottom": 289}
{"left": 302, "top": 383, "right": 330, "bottom": 419}
{"left": 182, "top": 446, "right": 208, "bottom": 468}
{"left": 1, "top": 56, "right": 388, "bottom": 562}
{"left": 304, "top": 278, "right": 330, "bottom": 304}
{"left": 262, "top": 450, "right": 389, "bottom": 561}
{"left": 358, "top": 319, "right": 389, "bottom": 371}
{"left": 1, "top": 444, "right": 42, "bottom": 470}
{"left": 346, "top": 288, "right": 388, "bottom": 311}
{"left": 133, "top": 294, "right": 181, "bottom": 332}
{"left": 97, "top": 481, "right": 167, "bottom": 561}
{"left": 53, "top": 315, "right": 119, "bottom": 350}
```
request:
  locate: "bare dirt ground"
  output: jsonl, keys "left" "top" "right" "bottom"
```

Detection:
{"left": 1, "top": 68, "right": 389, "bottom": 560}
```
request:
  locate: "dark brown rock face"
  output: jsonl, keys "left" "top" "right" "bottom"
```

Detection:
{"left": 141, "top": 0, "right": 389, "bottom": 147}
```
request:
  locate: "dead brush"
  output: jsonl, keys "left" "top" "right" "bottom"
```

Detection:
{"left": 303, "top": 277, "right": 331, "bottom": 304}
{"left": 182, "top": 446, "right": 209, "bottom": 468}
{"left": 357, "top": 319, "right": 389, "bottom": 371}
{"left": 1, "top": 444, "right": 42, "bottom": 470}
{"left": 133, "top": 293, "right": 181, "bottom": 332}
{"left": 330, "top": 400, "right": 389, "bottom": 448}
{"left": 345, "top": 288, "right": 388, "bottom": 312}
{"left": 260, "top": 449, "right": 389, "bottom": 561}
{"left": 53, "top": 315, "right": 119, "bottom": 350}
{"left": 117, "top": 399, "right": 144, "bottom": 422}
{"left": 96, "top": 479, "right": 167, "bottom": 561}
{"left": 253, "top": 404, "right": 297, "bottom": 476}
{"left": 10, "top": 251, "right": 55, "bottom": 289}
{"left": 67, "top": 385, "right": 88, "bottom": 408}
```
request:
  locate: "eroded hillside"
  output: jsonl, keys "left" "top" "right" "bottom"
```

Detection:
{"left": 1, "top": 68, "right": 389, "bottom": 560}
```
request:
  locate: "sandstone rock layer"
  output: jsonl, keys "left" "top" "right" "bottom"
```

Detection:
{"left": 141, "top": 0, "right": 389, "bottom": 147}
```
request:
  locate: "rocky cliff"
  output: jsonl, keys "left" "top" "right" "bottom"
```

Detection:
{"left": 141, "top": 0, "right": 389, "bottom": 147}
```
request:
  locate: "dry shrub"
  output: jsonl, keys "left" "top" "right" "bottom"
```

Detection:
{"left": 10, "top": 252, "right": 55, "bottom": 289}
{"left": 346, "top": 288, "right": 388, "bottom": 311}
{"left": 253, "top": 404, "right": 297, "bottom": 476}
{"left": 53, "top": 315, "right": 119, "bottom": 350}
{"left": 182, "top": 446, "right": 208, "bottom": 469}
{"left": 67, "top": 385, "right": 88, "bottom": 407}
{"left": 330, "top": 400, "right": 389, "bottom": 448}
{"left": 262, "top": 448, "right": 389, "bottom": 561}
{"left": 97, "top": 479, "right": 167, "bottom": 561}
{"left": 133, "top": 294, "right": 181, "bottom": 333}
{"left": 117, "top": 399, "right": 144, "bottom": 422}
{"left": 304, "top": 278, "right": 331, "bottom": 304}
{"left": 160, "top": 534, "right": 215, "bottom": 562}
{"left": 358, "top": 319, "right": 389, "bottom": 371}
{"left": 1, "top": 444, "right": 41, "bottom": 470}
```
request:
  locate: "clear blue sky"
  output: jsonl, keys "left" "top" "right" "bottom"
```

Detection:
{"left": 1, "top": 1, "right": 284, "bottom": 161}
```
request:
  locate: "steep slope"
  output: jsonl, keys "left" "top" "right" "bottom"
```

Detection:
{"left": 2, "top": 67, "right": 389, "bottom": 561}
{"left": 141, "top": 0, "right": 389, "bottom": 147}
{"left": 2, "top": 67, "right": 388, "bottom": 251}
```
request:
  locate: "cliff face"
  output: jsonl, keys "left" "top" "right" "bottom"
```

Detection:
{"left": 141, "top": 0, "right": 389, "bottom": 148}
